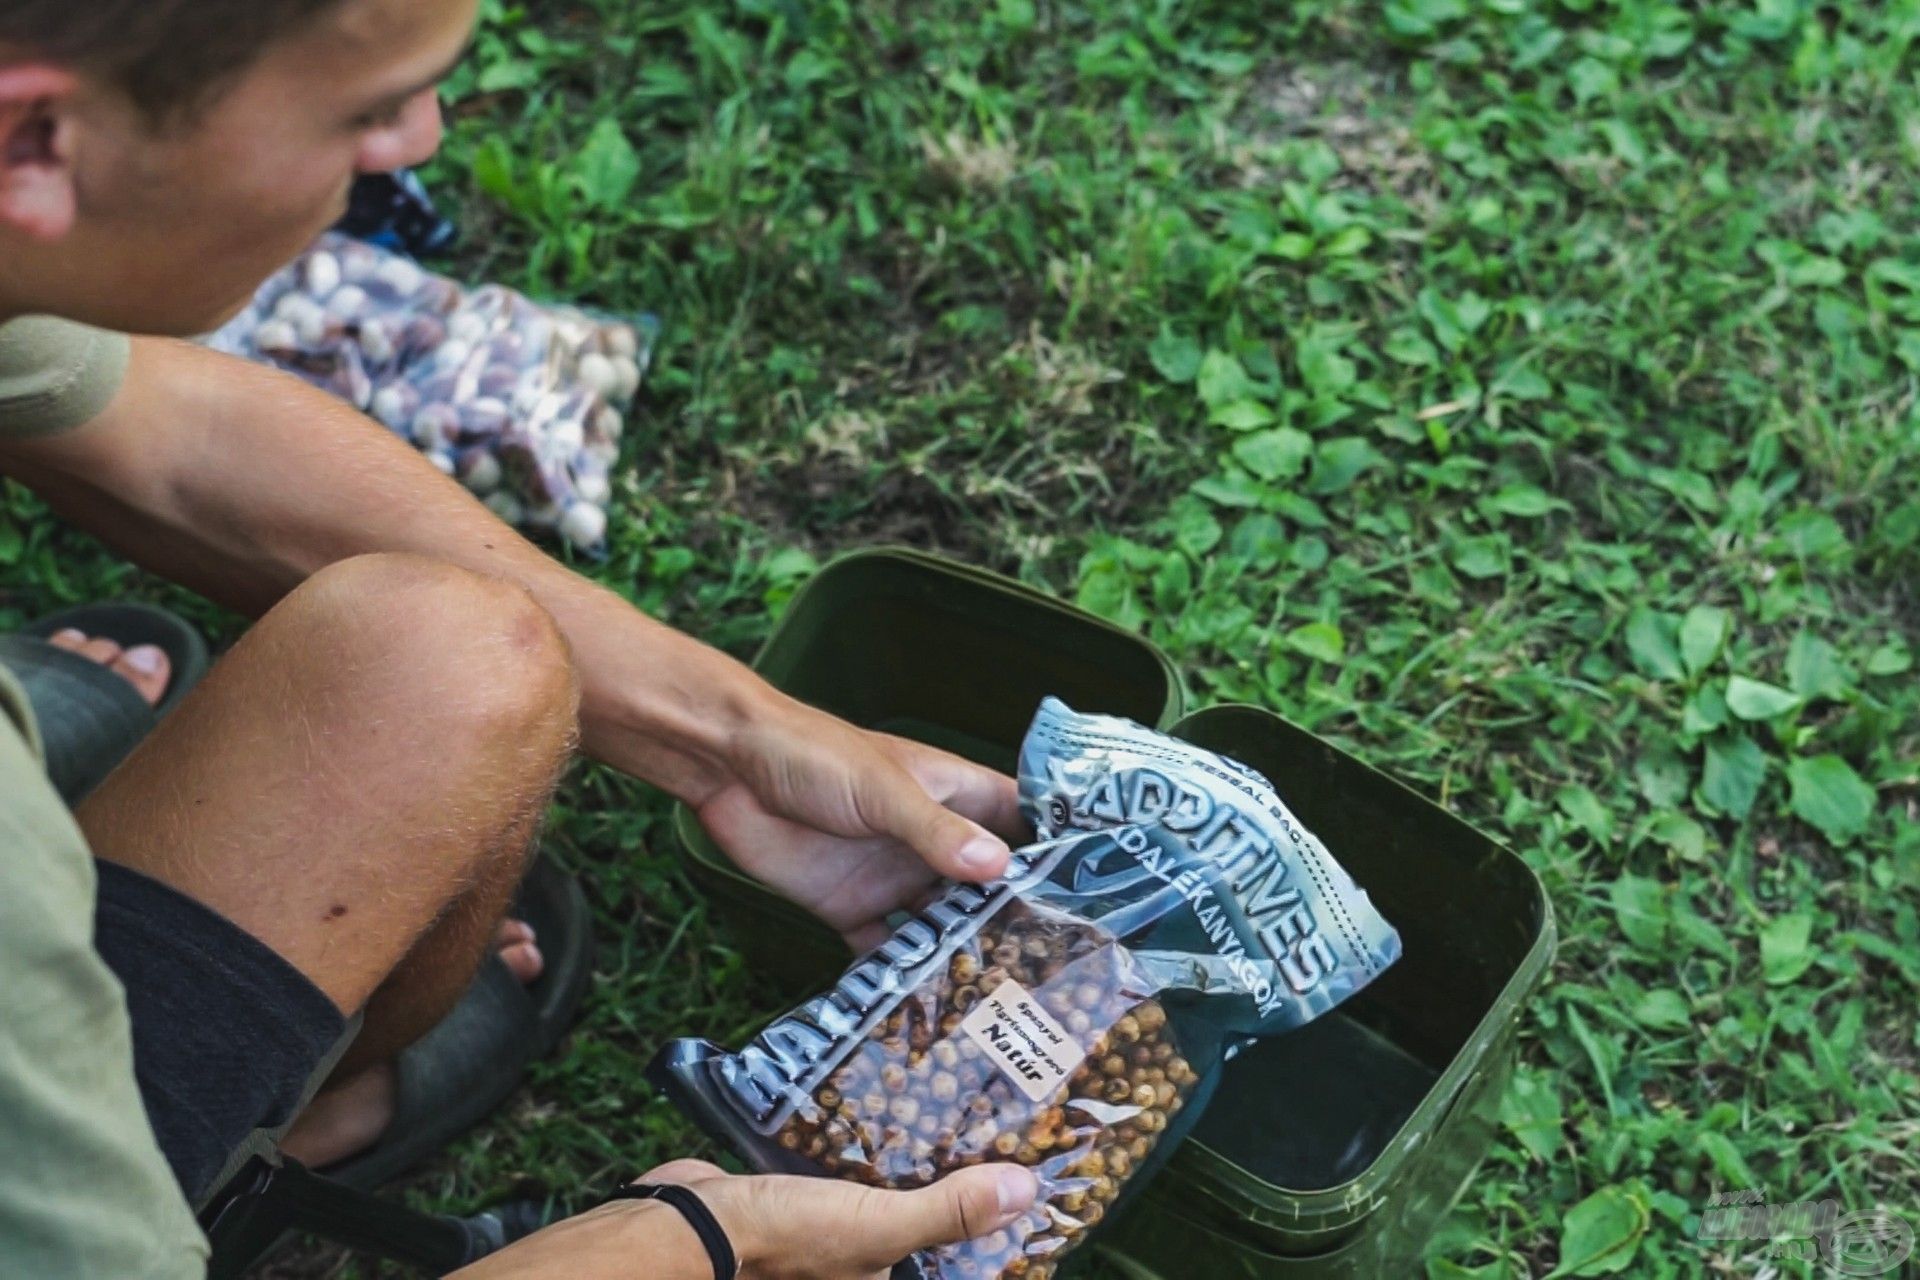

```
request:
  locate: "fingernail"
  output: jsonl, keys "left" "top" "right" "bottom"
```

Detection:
{"left": 957, "top": 836, "right": 1006, "bottom": 877}
{"left": 995, "top": 1165, "right": 1039, "bottom": 1218}
{"left": 51, "top": 628, "right": 86, "bottom": 644}
{"left": 123, "top": 646, "right": 165, "bottom": 675}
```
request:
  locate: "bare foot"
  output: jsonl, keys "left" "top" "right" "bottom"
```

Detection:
{"left": 279, "top": 918, "right": 544, "bottom": 1169}
{"left": 47, "top": 627, "right": 171, "bottom": 705}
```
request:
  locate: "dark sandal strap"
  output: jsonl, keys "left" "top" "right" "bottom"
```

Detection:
{"left": 602, "top": 1183, "right": 737, "bottom": 1280}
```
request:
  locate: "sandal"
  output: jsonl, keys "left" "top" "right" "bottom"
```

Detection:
{"left": 0, "top": 601, "right": 210, "bottom": 803}
{"left": 321, "top": 851, "right": 596, "bottom": 1190}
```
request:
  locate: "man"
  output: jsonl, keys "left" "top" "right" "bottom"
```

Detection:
{"left": 0, "top": 0, "right": 1041, "bottom": 1275}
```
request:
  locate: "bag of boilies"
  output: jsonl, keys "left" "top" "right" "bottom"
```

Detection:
{"left": 652, "top": 698, "right": 1402, "bottom": 1280}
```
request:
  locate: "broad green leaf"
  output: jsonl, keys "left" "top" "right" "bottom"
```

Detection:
{"left": 1491, "top": 362, "right": 1553, "bottom": 400}
{"left": 1419, "top": 287, "right": 1492, "bottom": 351}
{"left": 1296, "top": 327, "right": 1357, "bottom": 396}
{"left": 1724, "top": 675, "right": 1801, "bottom": 721}
{"left": 1653, "top": 468, "right": 1722, "bottom": 514}
{"left": 1635, "top": 752, "right": 1690, "bottom": 807}
{"left": 1760, "top": 912, "right": 1815, "bottom": 984}
{"left": 1499, "top": 1068, "right": 1563, "bottom": 1162}
{"left": 1610, "top": 874, "right": 1667, "bottom": 950}
{"left": 1209, "top": 400, "right": 1276, "bottom": 431}
{"left": 1322, "top": 225, "right": 1372, "bottom": 256}
{"left": 1546, "top": 1184, "right": 1648, "bottom": 1277}
{"left": 1228, "top": 513, "right": 1287, "bottom": 560}
{"left": 575, "top": 116, "right": 641, "bottom": 209}
{"left": 763, "top": 546, "right": 819, "bottom": 580}
{"left": 1630, "top": 988, "right": 1692, "bottom": 1031}
{"left": 1074, "top": 569, "right": 1130, "bottom": 621}
{"left": 1148, "top": 328, "right": 1203, "bottom": 383}
{"left": 1484, "top": 483, "right": 1556, "bottom": 518}
{"left": 1700, "top": 734, "right": 1766, "bottom": 819}
{"left": 1679, "top": 605, "right": 1730, "bottom": 675}
{"left": 1647, "top": 810, "right": 1707, "bottom": 862}
{"left": 1558, "top": 785, "right": 1614, "bottom": 844}
{"left": 1232, "top": 428, "right": 1312, "bottom": 481}
{"left": 1785, "top": 632, "right": 1851, "bottom": 700}
{"left": 1867, "top": 638, "right": 1912, "bottom": 675}
{"left": 1285, "top": 621, "right": 1346, "bottom": 663}
{"left": 1307, "top": 437, "right": 1381, "bottom": 494}
{"left": 1268, "top": 232, "right": 1314, "bottom": 260}
{"left": 1190, "top": 469, "right": 1266, "bottom": 509}
{"left": 1770, "top": 508, "right": 1849, "bottom": 559}
{"left": 1568, "top": 56, "right": 1619, "bottom": 105}
{"left": 1196, "top": 350, "right": 1258, "bottom": 408}
{"left": 1623, "top": 608, "right": 1684, "bottom": 681}
{"left": 1170, "top": 505, "right": 1222, "bottom": 558}
{"left": 1384, "top": 328, "right": 1439, "bottom": 366}
{"left": 1681, "top": 681, "right": 1728, "bottom": 735}
{"left": 1385, "top": 0, "right": 1468, "bottom": 38}
{"left": 1451, "top": 536, "right": 1509, "bottom": 580}
{"left": 1273, "top": 490, "right": 1328, "bottom": 529}
{"left": 1787, "top": 755, "right": 1876, "bottom": 843}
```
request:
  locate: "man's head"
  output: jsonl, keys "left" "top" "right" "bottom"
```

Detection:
{"left": 0, "top": 0, "right": 475, "bottom": 336}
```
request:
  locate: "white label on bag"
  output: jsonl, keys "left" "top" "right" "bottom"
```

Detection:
{"left": 959, "top": 980, "right": 1085, "bottom": 1103}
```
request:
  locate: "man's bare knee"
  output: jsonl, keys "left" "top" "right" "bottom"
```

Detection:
{"left": 273, "top": 553, "right": 579, "bottom": 751}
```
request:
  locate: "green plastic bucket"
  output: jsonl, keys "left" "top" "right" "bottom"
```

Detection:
{"left": 669, "top": 552, "right": 1555, "bottom": 1276}
{"left": 673, "top": 547, "right": 1186, "bottom": 989}
{"left": 1093, "top": 705, "right": 1555, "bottom": 1276}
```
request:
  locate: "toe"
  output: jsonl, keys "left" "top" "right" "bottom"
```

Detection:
{"left": 113, "top": 646, "right": 171, "bottom": 707}
{"left": 495, "top": 918, "right": 537, "bottom": 948}
{"left": 499, "top": 940, "right": 544, "bottom": 985}
{"left": 77, "top": 636, "right": 124, "bottom": 665}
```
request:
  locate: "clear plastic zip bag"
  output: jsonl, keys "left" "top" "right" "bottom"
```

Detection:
{"left": 206, "top": 233, "right": 655, "bottom": 552}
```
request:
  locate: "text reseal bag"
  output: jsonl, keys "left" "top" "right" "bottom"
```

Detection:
{"left": 652, "top": 699, "right": 1402, "bottom": 1280}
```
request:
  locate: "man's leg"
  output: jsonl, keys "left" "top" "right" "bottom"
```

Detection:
{"left": 76, "top": 552, "right": 579, "bottom": 1174}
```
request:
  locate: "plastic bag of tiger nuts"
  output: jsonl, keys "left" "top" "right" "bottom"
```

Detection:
{"left": 206, "top": 232, "right": 655, "bottom": 553}
{"left": 652, "top": 699, "right": 1401, "bottom": 1280}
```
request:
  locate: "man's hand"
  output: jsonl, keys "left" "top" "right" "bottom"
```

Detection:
{"left": 450, "top": 1158, "right": 1041, "bottom": 1280}
{"left": 694, "top": 695, "right": 1028, "bottom": 948}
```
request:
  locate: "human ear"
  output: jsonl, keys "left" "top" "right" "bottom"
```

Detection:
{"left": 0, "top": 64, "right": 79, "bottom": 240}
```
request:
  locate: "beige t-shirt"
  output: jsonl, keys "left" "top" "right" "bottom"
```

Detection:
{"left": 0, "top": 315, "right": 210, "bottom": 1277}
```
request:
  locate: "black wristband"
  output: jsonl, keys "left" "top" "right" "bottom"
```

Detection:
{"left": 602, "top": 1182, "right": 738, "bottom": 1280}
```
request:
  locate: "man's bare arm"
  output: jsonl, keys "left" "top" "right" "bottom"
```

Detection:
{"left": 0, "top": 336, "right": 763, "bottom": 799}
{"left": 0, "top": 337, "right": 1021, "bottom": 899}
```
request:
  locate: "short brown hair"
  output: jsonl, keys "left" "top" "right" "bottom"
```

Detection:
{"left": 0, "top": 0, "right": 345, "bottom": 122}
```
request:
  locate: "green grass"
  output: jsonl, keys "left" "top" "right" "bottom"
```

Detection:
{"left": 6, "top": 0, "right": 1920, "bottom": 1275}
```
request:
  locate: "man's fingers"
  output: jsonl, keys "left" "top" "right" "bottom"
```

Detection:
{"left": 885, "top": 735, "right": 1028, "bottom": 845}
{"left": 867, "top": 736, "right": 1031, "bottom": 880}
{"left": 867, "top": 767, "right": 1010, "bottom": 882}
{"left": 851, "top": 1164, "right": 1040, "bottom": 1260}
